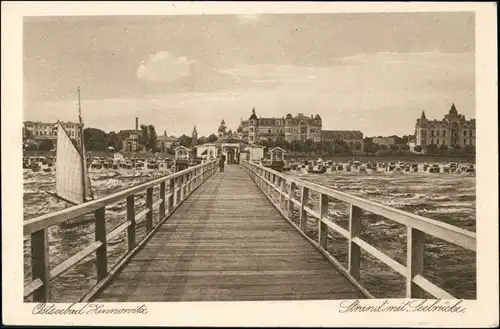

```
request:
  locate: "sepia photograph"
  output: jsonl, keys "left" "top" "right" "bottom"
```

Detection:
{"left": 2, "top": 1, "right": 498, "bottom": 327}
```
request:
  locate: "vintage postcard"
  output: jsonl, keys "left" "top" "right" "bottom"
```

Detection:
{"left": 2, "top": 1, "right": 498, "bottom": 327}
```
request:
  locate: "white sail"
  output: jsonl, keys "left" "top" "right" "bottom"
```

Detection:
{"left": 55, "top": 121, "right": 86, "bottom": 204}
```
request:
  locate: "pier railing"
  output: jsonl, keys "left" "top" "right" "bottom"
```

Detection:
{"left": 242, "top": 160, "right": 476, "bottom": 299}
{"left": 24, "top": 160, "right": 217, "bottom": 302}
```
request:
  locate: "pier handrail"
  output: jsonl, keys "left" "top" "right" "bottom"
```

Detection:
{"left": 242, "top": 160, "right": 476, "bottom": 299}
{"left": 24, "top": 160, "right": 218, "bottom": 302}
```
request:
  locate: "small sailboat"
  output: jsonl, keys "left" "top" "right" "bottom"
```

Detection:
{"left": 47, "top": 87, "right": 95, "bottom": 227}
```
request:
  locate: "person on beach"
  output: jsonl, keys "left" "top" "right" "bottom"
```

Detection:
{"left": 219, "top": 153, "right": 226, "bottom": 172}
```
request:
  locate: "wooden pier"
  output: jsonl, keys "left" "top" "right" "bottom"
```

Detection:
{"left": 24, "top": 160, "right": 476, "bottom": 302}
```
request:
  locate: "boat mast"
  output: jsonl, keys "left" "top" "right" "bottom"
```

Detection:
{"left": 78, "top": 87, "right": 87, "bottom": 202}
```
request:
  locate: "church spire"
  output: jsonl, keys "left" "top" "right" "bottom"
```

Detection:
{"left": 249, "top": 107, "right": 258, "bottom": 120}
{"left": 420, "top": 111, "right": 427, "bottom": 120}
{"left": 191, "top": 126, "right": 198, "bottom": 149}
{"left": 449, "top": 103, "right": 458, "bottom": 115}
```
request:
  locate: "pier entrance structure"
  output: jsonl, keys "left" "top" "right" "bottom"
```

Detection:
{"left": 24, "top": 160, "right": 475, "bottom": 302}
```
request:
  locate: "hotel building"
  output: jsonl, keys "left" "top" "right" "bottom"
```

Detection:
{"left": 234, "top": 107, "right": 322, "bottom": 144}
{"left": 414, "top": 103, "right": 475, "bottom": 148}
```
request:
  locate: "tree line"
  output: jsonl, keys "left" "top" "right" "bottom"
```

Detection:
{"left": 23, "top": 127, "right": 475, "bottom": 157}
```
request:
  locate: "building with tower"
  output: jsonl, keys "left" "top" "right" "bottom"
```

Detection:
{"left": 122, "top": 117, "right": 141, "bottom": 152}
{"left": 217, "top": 119, "right": 229, "bottom": 139}
{"left": 156, "top": 130, "right": 179, "bottom": 153}
{"left": 191, "top": 126, "right": 198, "bottom": 150}
{"left": 237, "top": 107, "right": 322, "bottom": 144}
{"left": 414, "top": 103, "right": 475, "bottom": 149}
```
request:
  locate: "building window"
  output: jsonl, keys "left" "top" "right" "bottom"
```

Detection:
{"left": 431, "top": 130, "right": 434, "bottom": 137}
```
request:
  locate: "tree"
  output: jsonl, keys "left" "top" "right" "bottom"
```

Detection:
{"left": 333, "top": 140, "right": 349, "bottom": 154}
{"left": 147, "top": 125, "right": 157, "bottom": 152}
{"left": 84, "top": 128, "right": 107, "bottom": 151}
{"left": 436, "top": 144, "right": 448, "bottom": 155}
{"left": 24, "top": 141, "right": 38, "bottom": 151}
{"left": 177, "top": 134, "right": 192, "bottom": 148}
{"left": 106, "top": 131, "right": 122, "bottom": 151}
{"left": 197, "top": 136, "right": 207, "bottom": 145}
{"left": 290, "top": 140, "right": 305, "bottom": 153}
{"left": 304, "top": 139, "right": 315, "bottom": 153}
{"left": 117, "top": 129, "right": 135, "bottom": 141}
{"left": 275, "top": 138, "right": 290, "bottom": 151}
{"left": 140, "top": 125, "right": 149, "bottom": 147}
{"left": 464, "top": 145, "right": 475, "bottom": 155}
{"left": 207, "top": 134, "right": 218, "bottom": 143}
{"left": 414, "top": 145, "right": 423, "bottom": 153}
{"left": 426, "top": 144, "right": 437, "bottom": 154}
{"left": 38, "top": 139, "right": 54, "bottom": 151}
{"left": 363, "top": 137, "right": 378, "bottom": 154}
{"left": 322, "top": 140, "right": 334, "bottom": 156}
{"left": 401, "top": 135, "right": 412, "bottom": 145}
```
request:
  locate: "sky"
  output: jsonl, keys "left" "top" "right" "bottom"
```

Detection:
{"left": 23, "top": 12, "right": 475, "bottom": 137}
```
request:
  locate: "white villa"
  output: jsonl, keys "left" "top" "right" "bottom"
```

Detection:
{"left": 195, "top": 137, "right": 265, "bottom": 164}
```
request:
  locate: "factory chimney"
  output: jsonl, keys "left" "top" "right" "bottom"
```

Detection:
{"left": 135, "top": 117, "right": 139, "bottom": 132}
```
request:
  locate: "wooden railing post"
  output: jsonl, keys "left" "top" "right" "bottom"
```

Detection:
{"left": 31, "top": 229, "right": 50, "bottom": 301}
{"left": 159, "top": 182, "right": 166, "bottom": 219}
{"left": 348, "top": 204, "right": 362, "bottom": 280}
{"left": 126, "top": 195, "right": 136, "bottom": 251}
{"left": 319, "top": 193, "right": 328, "bottom": 249}
{"left": 95, "top": 207, "right": 107, "bottom": 281}
{"left": 279, "top": 178, "right": 285, "bottom": 211}
{"left": 266, "top": 172, "right": 271, "bottom": 196}
{"left": 180, "top": 175, "right": 185, "bottom": 202}
{"left": 288, "top": 181, "right": 296, "bottom": 220}
{"left": 407, "top": 227, "right": 425, "bottom": 298}
{"left": 182, "top": 172, "right": 189, "bottom": 196}
{"left": 173, "top": 177, "right": 178, "bottom": 207}
{"left": 299, "top": 186, "right": 309, "bottom": 231}
{"left": 146, "top": 187, "right": 153, "bottom": 232}
{"left": 168, "top": 179, "right": 175, "bottom": 212}
{"left": 272, "top": 174, "right": 276, "bottom": 200}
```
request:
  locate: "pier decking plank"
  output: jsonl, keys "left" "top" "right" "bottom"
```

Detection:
{"left": 94, "top": 165, "right": 363, "bottom": 301}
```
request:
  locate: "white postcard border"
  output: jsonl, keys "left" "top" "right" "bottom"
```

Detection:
{"left": 2, "top": 2, "right": 498, "bottom": 327}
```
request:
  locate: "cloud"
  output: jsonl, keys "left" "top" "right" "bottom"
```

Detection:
{"left": 26, "top": 51, "right": 475, "bottom": 138}
{"left": 137, "top": 51, "right": 195, "bottom": 83}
